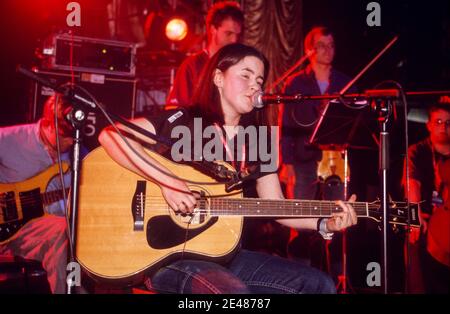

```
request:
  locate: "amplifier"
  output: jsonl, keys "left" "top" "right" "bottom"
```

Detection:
{"left": 40, "top": 34, "right": 137, "bottom": 77}
{"left": 29, "top": 69, "right": 137, "bottom": 151}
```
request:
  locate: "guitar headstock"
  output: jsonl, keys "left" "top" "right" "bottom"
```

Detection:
{"left": 367, "top": 200, "right": 420, "bottom": 227}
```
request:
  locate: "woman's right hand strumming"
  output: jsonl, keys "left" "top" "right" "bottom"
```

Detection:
{"left": 161, "top": 178, "right": 197, "bottom": 214}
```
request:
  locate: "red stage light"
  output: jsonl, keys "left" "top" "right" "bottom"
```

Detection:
{"left": 165, "top": 18, "right": 188, "bottom": 41}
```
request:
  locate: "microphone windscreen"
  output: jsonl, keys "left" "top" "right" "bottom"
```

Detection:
{"left": 252, "top": 91, "right": 265, "bottom": 109}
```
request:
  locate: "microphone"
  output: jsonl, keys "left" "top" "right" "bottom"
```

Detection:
{"left": 252, "top": 91, "right": 304, "bottom": 108}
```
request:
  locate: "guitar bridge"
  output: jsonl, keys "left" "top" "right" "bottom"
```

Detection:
{"left": 131, "top": 181, "right": 146, "bottom": 231}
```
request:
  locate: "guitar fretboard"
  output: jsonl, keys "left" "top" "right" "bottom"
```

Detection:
{"left": 207, "top": 198, "right": 370, "bottom": 217}
{"left": 41, "top": 188, "right": 70, "bottom": 206}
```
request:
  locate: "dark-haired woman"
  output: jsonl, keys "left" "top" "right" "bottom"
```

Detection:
{"left": 100, "top": 43, "right": 357, "bottom": 293}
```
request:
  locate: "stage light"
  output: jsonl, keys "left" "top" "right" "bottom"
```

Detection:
{"left": 165, "top": 18, "right": 188, "bottom": 41}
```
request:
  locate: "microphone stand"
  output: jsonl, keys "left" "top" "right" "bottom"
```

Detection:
{"left": 374, "top": 98, "right": 392, "bottom": 295}
{"left": 66, "top": 104, "right": 85, "bottom": 294}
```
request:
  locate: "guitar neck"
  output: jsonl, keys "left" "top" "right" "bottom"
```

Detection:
{"left": 41, "top": 188, "right": 70, "bottom": 206}
{"left": 207, "top": 198, "right": 369, "bottom": 218}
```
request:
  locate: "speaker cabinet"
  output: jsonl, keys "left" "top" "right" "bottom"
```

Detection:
{"left": 29, "top": 69, "right": 137, "bottom": 150}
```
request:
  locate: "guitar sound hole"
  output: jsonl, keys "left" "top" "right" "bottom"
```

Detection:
{"left": 146, "top": 215, "right": 218, "bottom": 249}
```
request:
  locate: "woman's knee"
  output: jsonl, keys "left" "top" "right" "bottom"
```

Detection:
{"left": 151, "top": 260, "right": 249, "bottom": 294}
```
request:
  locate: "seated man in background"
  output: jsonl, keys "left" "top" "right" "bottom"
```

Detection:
{"left": 403, "top": 102, "right": 450, "bottom": 293}
{"left": 0, "top": 94, "right": 74, "bottom": 293}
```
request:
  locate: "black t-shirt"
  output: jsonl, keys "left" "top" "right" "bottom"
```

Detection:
{"left": 145, "top": 108, "right": 278, "bottom": 184}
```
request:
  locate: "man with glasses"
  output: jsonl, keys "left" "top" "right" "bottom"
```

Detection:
{"left": 403, "top": 103, "right": 450, "bottom": 293}
{"left": 280, "top": 26, "right": 354, "bottom": 201}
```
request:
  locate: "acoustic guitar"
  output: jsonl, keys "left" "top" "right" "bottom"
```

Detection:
{"left": 75, "top": 147, "right": 420, "bottom": 284}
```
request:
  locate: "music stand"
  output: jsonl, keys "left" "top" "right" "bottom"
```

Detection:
{"left": 309, "top": 99, "right": 377, "bottom": 152}
{"left": 309, "top": 99, "right": 377, "bottom": 293}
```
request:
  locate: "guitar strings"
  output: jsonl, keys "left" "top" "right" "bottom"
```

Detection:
{"left": 105, "top": 200, "right": 370, "bottom": 216}
{"left": 13, "top": 194, "right": 411, "bottom": 212}
{"left": 1, "top": 196, "right": 395, "bottom": 214}
{"left": 131, "top": 197, "right": 377, "bottom": 213}
{"left": 132, "top": 200, "right": 372, "bottom": 211}
{"left": 139, "top": 197, "right": 377, "bottom": 211}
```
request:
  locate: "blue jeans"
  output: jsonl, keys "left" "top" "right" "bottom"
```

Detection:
{"left": 149, "top": 250, "right": 336, "bottom": 294}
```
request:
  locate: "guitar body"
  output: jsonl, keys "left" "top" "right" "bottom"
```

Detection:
{"left": 0, "top": 162, "right": 69, "bottom": 243}
{"left": 76, "top": 147, "right": 243, "bottom": 284}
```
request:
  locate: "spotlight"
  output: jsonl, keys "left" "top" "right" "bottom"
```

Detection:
{"left": 165, "top": 18, "right": 188, "bottom": 41}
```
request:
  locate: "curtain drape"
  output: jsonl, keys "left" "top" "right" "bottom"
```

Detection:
{"left": 243, "top": 0, "right": 303, "bottom": 125}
